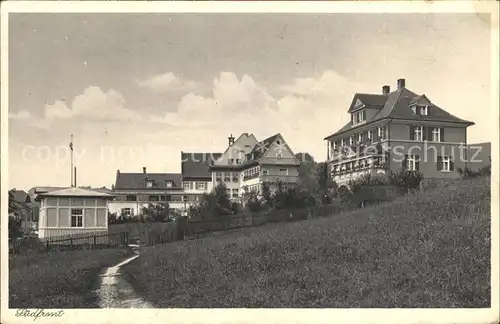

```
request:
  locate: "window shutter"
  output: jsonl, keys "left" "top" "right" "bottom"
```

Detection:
{"left": 440, "top": 128, "right": 445, "bottom": 142}
{"left": 415, "top": 156, "right": 420, "bottom": 171}
{"left": 422, "top": 127, "right": 427, "bottom": 141}
{"left": 450, "top": 159, "right": 455, "bottom": 171}
{"left": 437, "top": 156, "right": 443, "bottom": 171}
{"left": 362, "top": 110, "right": 366, "bottom": 120}
{"left": 427, "top": 127, "right": 433, "bottom": 141}
{"left": 409, "top": 126, "right": 415, "bottom": 140}
{"left": 373, "top": 129, "right": 379, "bottom": 142}
{"left": 402, "top": 155, "right": 408, "bottom": 170}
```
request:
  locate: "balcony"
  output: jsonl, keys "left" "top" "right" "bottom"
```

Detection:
{"left": 329, "top": 142, "right": 384, "bottom": 162}
{"left": 243, "top": 173, "right": 259, "bottom": 181}
{"left": 331, "top": 160, "right": 388, "bottom": 177}
{"left": 260, "top": 174, "right": 298, "bottom": 184}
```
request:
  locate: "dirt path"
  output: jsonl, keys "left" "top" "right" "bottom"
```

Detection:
{"left": 96, "top": 244, "right": 154, "bottom": 308}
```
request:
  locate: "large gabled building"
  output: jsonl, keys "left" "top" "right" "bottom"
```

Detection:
{"left": 324, "top": 78, "right": 475, "bottom": 187}
{"left": 209, "top": 132, "right": 302, "bottom": 198}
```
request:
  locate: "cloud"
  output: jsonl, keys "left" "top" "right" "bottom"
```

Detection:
{"left": 136, "top": 72, "right": 198, "bottom": 93}
{"left": 44, "top": 86, "right": 141, "bottom": 122}
{"left": 9, "top": 110, "right": 32, "bottom": 120}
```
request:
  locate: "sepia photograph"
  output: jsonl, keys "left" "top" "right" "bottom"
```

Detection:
{"left": 1, "top": 1, "right": 499, "bottom": 323}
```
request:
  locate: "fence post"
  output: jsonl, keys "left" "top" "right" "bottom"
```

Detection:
{"left": 176, "top": 216, "right": 187, "bottom": 240}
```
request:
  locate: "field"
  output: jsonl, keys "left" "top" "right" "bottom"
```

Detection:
{"left": 122, "top": 176, "right": 491, "bottom": 307}
{"left": 9, "top": 248, "right": 133, "bottom": 308}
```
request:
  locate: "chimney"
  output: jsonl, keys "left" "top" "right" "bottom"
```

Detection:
{"left": 397, "top": 78, "right": 406, "bottom": 90}
{"left": 74, "top": 167, "right": 77, "bottom": 187}
{"left": 228, "top": 133, "right": 235, "bottom": 146}
{"left": 382, "top": 85, "right": 390, "bottom": 95}
{"left": 143, "top": 167, "right": 146, "bottom": 174}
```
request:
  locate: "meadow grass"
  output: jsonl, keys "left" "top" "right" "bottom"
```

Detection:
{"left": 9, "top": 248, "right": 133, "bottom": 308}
{"left": 122, "top": 176, "right": 491, "bottom": 307}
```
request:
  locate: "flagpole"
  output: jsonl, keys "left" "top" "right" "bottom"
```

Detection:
{"left": 70, "top": 134, "right": 74, "bottom": 187}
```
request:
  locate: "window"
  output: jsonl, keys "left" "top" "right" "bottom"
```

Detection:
{"left": 183, "top": 182, "right": 191, "bottom": 190}
{"left": 416, "top": 105, "right": 428, "bottom": 116}
{"left": 262, "top": 170, "right": 268, "bottom": 175}
{"left": 196, "top": 182, "right": 206, "bottom": 190}
{"left": 71, "top": 208, "right": 83, "bottom": 227}
{"left": 332, "top": 141, "right": 337, "bottom": 151}
{"left": 405, "top": 155, "right": 420, "bottom": 171}
{"left": 437, "top": 156, "right": 453, "bottom": 172}
{"left": 341, "top": 139, "right": 347, "bottom": 147}
{"left": 149, "top": 195, "right": 160, "bottom": 202}
{"left": 232, "top": 189, "right": 239, "bottom": 198}
{"left": 358, "top": 133, "right": 364, "bottom": 143}
{"left": 378, "top": 127, "right": 385, "bottom": 140}
{"left": 276, "top": 140, "right": 281, "bottom": 145}
{"left": 358, "top": 110, "right": 365, "bottom": 122}
{"left": 216, "top": 172, "right": 222, "bottom": 182}
{"left": 121, "top": 208, "right": 133, "bottom": 217}
{"left": 349, "top": 136, "right": 354, "bottom": 146}
{"left": 228, "top": 159, "right": 234, "bottom": 165}
{"left": 277, "top": 153, "right": 283, "bottom": 159}
{"left": 165, "top": 181, "right": 173, "bottom": 188}
{"left": 367, "top": 130, "right": 373, "bottom": 141}
{"left": 125, "top": 195, "right": 137, "bottom": 202}
{"left": 352, "top": 113, "right": 358, "bottom": 124}
{"left": 236, "top": 159, "right": 242, "bottom": 164}
{"left": 146, "top": 180, "right": 154, "bottom": 188}
{"left": 232, "top": 172, "right": 239, "bottom": 182}
{"left": 432, "top": 128, "right": 442, "bottom": 142}
{"left": 279, "top": 168, "right": 288, "bottom": 175}
{"left": 224, "top": 172, "right": 231, "bottom": 182}
{"left": 413, "top": 126, "right": 423, "bottom": 141}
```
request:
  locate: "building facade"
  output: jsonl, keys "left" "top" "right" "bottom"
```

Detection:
{"left": 36, "top": 187, "right": 111, "bottom": 239}
{"left": 109, "top": 168, "right": 187, "bottom": 217}
{"left": 324, "top": 78, "right": 475, "bottom": 187}
{"left": 209, "top": 133, "right": 301, "bottom": 198}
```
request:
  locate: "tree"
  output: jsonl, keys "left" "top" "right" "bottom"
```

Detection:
{"left": 141, "top": 202, "right": 170, "bottom": 222}
{"left": 188, "top": 183, "right": 232, "bottom": 220}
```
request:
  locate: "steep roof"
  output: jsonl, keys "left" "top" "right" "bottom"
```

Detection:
{"left": 181, "top": 161, "right": 212, "bottom": 180}
{"left": 115, "top": 172, "right": 182, "bottom": 190}
{"left": 349, "top": 93, "right": 388, "bottom": 111}
{"left": 248, "top": 133, "right": 281, "bottom": 161}
{"left": 325, "top": 87, "right": 474, "bottom": 140}
{"left": 181, "top": 152, "right": 222, "bottom": 180}
{"left": 210, "top": 133, "right": 300, "bottom": 170}
{"left": 36, "top": 187, "right": 112, "bottom": 199}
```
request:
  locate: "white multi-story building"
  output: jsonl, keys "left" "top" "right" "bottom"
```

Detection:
{"left": 208, "top": 133, "right": 302, "bottom": 198}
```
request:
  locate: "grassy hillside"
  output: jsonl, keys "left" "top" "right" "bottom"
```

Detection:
{"left": 10, "top": 248, "right": 133, "bottom": 308}
{"left": 123, "top": 176, "right": 491, "bottom": 307}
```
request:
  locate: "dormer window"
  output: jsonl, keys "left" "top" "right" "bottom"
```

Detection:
{"left": 352, "top": 110, "right": 366, "bottom": 125}
{"left": 413, "top": 105, "right": 429, "bottom": 116}
{"left": 165, "top": 181, "right": 173, "bottom": 188}
{"left": 146, "top": 180, "right": 153, "bottom": 188}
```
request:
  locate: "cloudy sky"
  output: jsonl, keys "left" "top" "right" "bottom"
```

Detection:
{"left": 8, "top": 13, "right": 492, "bottom": 190}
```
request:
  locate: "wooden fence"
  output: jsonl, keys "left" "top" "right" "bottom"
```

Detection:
{"left": 10, "top": 231, "right": 130, "bottom": 255}
{"left": 10, "top": 202, "right": 365, "bottom": 254}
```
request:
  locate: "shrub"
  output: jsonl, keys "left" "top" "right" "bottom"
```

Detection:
{"left": 387, "top": 170, "right": 423, "bottom": 192}
{"left": 141, "top": 202, "right": 170, "bottom": 222}
{"left": 9, "top": 217, "right": 22, "bottom": 240}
